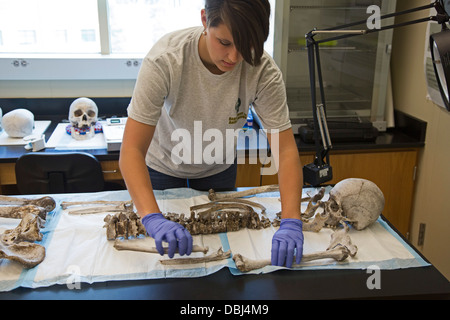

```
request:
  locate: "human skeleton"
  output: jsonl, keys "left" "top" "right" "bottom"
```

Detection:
{"left": 0, "top": 178, "right": 384, "bottom": 272}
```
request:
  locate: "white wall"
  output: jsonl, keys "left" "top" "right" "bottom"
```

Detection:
{"left": 391, "top": 0, "right": 450, "bottom": 280}
{"left": 0, "top": 80, "right": 135, "bottom": 98}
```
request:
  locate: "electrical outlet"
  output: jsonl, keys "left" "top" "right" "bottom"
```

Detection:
{"left": 418, "top": 223, "right": 426, "bottom": 246}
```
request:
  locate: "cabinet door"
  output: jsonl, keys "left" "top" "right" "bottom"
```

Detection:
{"left": 327, "top": 150, "right": 417, "bottom": 236}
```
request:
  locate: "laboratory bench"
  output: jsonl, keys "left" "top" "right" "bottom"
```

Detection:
{"left": 0, "top": 98, "right": 448, "bottom": 301}
{"left": 0, "top": 208, "right": 448, "bottom": 301}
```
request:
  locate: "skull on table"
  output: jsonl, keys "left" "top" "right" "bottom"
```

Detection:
{"left": 68, "top": 97, "right": 99, "bottom": 140}
{"left": 325, "top": 178, "right": 385, "bottom": 230}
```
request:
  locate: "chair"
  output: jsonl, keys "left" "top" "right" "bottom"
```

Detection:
{"left": 15, "top": 152, "right": 118, "bottom": 194}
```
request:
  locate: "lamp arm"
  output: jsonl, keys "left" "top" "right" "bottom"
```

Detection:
{"left": 310, "top": 0, "right": 448, "bottom": 45}
{"left": 303, "top": 0, "right": 450, "bottom": 185}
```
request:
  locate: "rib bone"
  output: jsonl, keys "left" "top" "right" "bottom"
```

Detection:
{"left": 159, "top": 247, "right": 231, "bottom": 265}
{"left": 191, "top": 198, "right": 266, "bottom": 215}
{"left": 208, "top": 185, "right": 279, "bottom": 201}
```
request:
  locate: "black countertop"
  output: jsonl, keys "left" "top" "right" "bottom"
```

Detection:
{"left": 0, "top": 98, "right": 427, "bottom": 163}
{"left": 1, "top": 216, "right": 448, "bottom": 301}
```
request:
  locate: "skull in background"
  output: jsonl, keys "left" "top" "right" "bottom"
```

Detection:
{"left": 68, "top": 97, "right": 98, "bottom": 140}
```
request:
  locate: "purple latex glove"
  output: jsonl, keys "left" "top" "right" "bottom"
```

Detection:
{"left": 271, "top": 219, "right": 304, "bottom": 268}
{"left": 141, "top": 213, "right": 193, "bottom": 258}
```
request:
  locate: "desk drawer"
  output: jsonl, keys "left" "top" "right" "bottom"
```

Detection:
{"left": 101, "top": 160, "right": 123, "bottom": 181}
{"left": 0, "top": 163, "right": 17, "bottom": 185}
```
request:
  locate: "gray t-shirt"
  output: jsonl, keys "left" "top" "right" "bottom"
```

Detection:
{"left": 127, "top": 27, "right": 291, "bottom": 179}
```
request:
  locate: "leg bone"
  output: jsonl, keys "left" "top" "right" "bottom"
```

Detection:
{"left": 232, "top": 246, "right": 350, "bottom": 273}
{"left": 113, "top": 238, "right": 209, "bottom": 255}
{"left": 159, "top": 247, "right": 231, "bottom": 265}
{"left": 65, "top": 201, "right": 134, "bottom": 215}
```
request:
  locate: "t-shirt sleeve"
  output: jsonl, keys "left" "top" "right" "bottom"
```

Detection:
{"left": 252, "top": 57, "right": 292, "bottom": 133}
{"left": 127, "top": 56, "right": 170, "bottom": 126}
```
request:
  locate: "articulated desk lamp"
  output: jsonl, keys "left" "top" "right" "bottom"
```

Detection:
{"left": 303, "top": 0, "right": 450, "bottom": 187}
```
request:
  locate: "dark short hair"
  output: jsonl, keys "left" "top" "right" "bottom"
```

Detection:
{"left": 204, "top": 0, "right": 271, "bottom": 66}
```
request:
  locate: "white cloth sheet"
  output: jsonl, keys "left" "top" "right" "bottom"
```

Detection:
{"left": 0, "top": 188, "right": 429, "bottom": 292}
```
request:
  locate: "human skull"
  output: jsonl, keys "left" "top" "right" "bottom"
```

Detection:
{"left": 68, "top": 98, "right": 98, "bottom": 140}
{"left": 2, "top": 108, "right": 35, "bottom": 138}
{"left": 325, "top": 178, "right": 385, "bottom": 230}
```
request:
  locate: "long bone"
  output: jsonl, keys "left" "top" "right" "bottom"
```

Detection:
{"left": 63, "top": 201, "right": 134, "bottom": 215}
{"left": 208, "top": 185, "right": 279, "bottom": 201}
{"left": 61, "top": 200, "right": 133, "bottom": 210}
{"left": 113, "top": 238, "right": 209, "bottom": 255}
{"left": 232, "top": 246, "right": 350, "bottom": 273}
{"left": 232, "top": 223, "right": 357, "bottom": 272}
{"left": 0, "top": 195, "right": 56, "bottom": 213}
{"left": 159, "top": 247, "right": 231, "bottom": 266}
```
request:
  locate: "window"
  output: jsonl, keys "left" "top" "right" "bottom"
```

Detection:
{"left": 0, "top": 0, "right": 100, "bottom": 53}
{"left": 108, "top": 0, "right": 205, "bottom": 54}
{"left": 0, "top": 0, "right": 276, "bottom": 80}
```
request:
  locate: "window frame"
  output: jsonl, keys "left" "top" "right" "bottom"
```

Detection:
{"left": 0, "top": 0, "right": 276, "bottom": 81}
{"left": 0, "top": 0, "right": 142, "bottom": 80}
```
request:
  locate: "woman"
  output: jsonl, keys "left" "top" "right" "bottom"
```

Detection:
{"left": 120, "top": 0, "right": 303, "bottom": 268}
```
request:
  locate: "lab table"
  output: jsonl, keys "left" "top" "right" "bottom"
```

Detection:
{"left": 0, "top": 189, "right": 448, "bottom": 301}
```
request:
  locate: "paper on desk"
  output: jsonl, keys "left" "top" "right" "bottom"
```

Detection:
{"left": 0, "top": 121, "right": 51, "bottom": 146}
{"left": 46, "top": 123, "right": 107, "bottom": 150}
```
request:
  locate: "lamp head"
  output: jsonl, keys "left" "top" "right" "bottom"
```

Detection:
{"left": 430, "top": 1, "right": 450, "bottom": 111}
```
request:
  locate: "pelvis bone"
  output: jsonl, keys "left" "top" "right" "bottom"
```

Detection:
{"left": 0, "top": 212, "right": 46, "bottom": 268}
